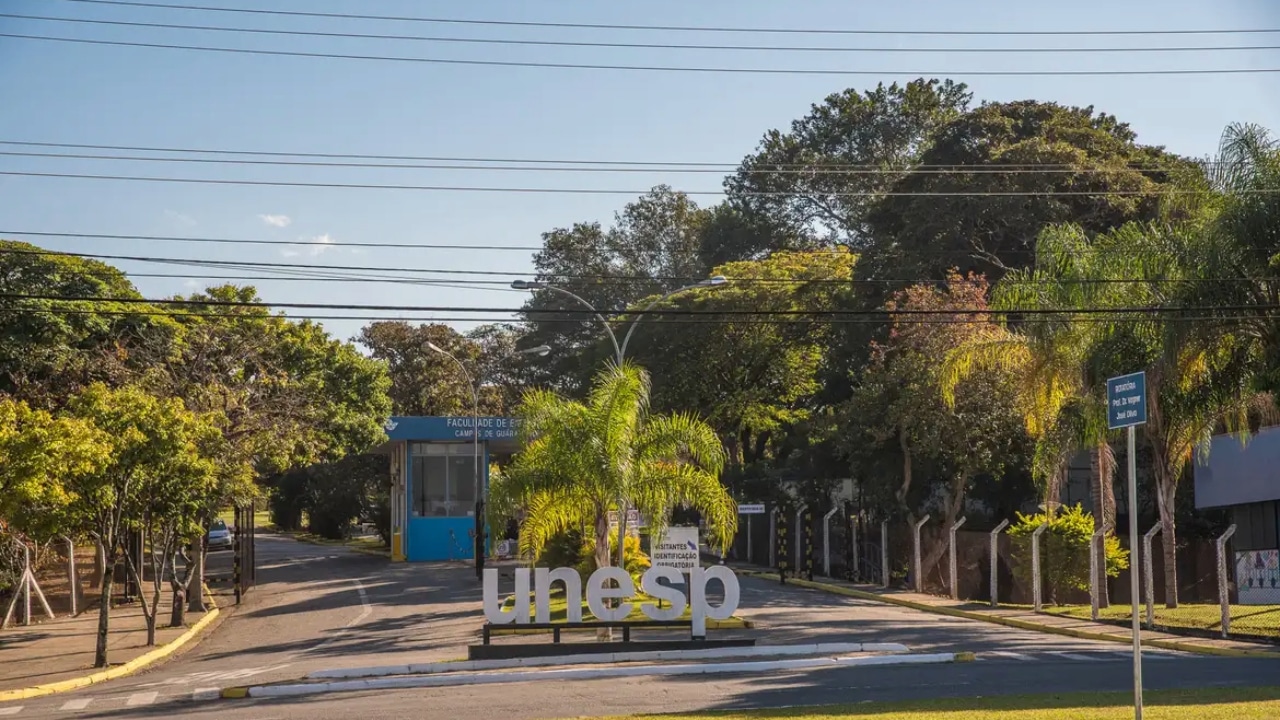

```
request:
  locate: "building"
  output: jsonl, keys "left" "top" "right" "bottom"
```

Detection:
{"left": 1194, "top": 427, "right": 1280, "bottom": 604}
{"left": 374, "top": 415, "right": 520, "bottom": 562}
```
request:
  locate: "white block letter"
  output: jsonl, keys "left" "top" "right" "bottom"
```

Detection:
{"left": 483, "top": 567, "right": 530, "bottom": 625}
{"left": 639, "top": 566, "right": 686, "bottom": 621}
{"left": 688, "top": 566, "right": 740, "bottom": 637}
{"left": 535, "top": 567, "right": 583, "bottom": 623}
{"left": 586, "top": 567, "right": 633, "bottom": 622}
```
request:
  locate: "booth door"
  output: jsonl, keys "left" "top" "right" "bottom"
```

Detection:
{"left": 406, "top": 442, "right": 481, "bottom": 561}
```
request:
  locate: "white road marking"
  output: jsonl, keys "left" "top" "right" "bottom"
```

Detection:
{"left": 125, "top": 691, "right": 158, "bottom": 707}
{"left": 0, "top": 707, "right": 22, "bottom": 716}
{"left": 192, "top": 688, "right": 220, "bottom": 701}
{"left": 59, "top": 698, "right": 92, "bottom": 711}
{"left": 1051, "top": 652, "right": 1099, "bottom": 662}
{"left": 301, "top": 579, "right": 372, "bottom": 656}
{"left": 982, "top": 651, "right": 1033, "bottom": 661}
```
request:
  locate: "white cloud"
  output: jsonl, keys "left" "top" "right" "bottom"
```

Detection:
{"left": 259, "top": 213, "right": 292, "bottom": 228}
{"left": 164, "top": 209, "right": 197, "bottom": 227}
{"left": 280, "top": 233, "right": 336, "bottom": 258}
{"left": 183, "top": 279, "right": 201, "bottom": 289}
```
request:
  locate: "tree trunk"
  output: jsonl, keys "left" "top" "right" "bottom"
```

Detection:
{"left": 187, "top": 539, "right": 207, "bottom": 613}
{"left": 921, "top": 475, "right": 968, "bottom": 592}
{"left": 895, "top": 426, "right": 913, "bottom": 516}
{"left": 1089, "top": 443, "right": 1115, "bottom": 608}
{"left": 593, "top": 510, "right": 613, "bottom": 641}
{"left": 1156, "top": 474, "right": 1179, "bottom": 609}
{"left": 94, "top": 551, "right": 115, "bottom": 668}
{"left": 92, "top": 539, "right": 106, "bottom": 591}
{"left": 170, "top": 586, "right": 187, "bottom": 627}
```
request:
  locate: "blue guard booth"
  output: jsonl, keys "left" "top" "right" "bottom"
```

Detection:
{"left": 374, "top": 416, "right": 520, "bottom": 562}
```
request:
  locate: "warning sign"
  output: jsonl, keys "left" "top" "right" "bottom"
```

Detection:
{"left": 651, "top": 526, "right": 700, "bottom": 573}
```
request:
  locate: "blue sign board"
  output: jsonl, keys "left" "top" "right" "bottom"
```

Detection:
{"left": 383, "top": 416, "right": 520, "bottom": 441}
{"left": 1107, "top": 372, "right": 1147, "bottom": 429}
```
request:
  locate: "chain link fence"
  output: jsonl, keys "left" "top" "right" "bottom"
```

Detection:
{"left": 726, "top": 508, "right": 1279, "bottom": 644}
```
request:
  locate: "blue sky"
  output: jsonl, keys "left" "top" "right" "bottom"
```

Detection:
{"left": 1, "top": 0, "right": 1278, "bottom": 346}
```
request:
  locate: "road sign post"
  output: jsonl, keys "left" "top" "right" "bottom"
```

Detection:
{"left": 1108, "top": 370, "right": 1148, "bottom": 720}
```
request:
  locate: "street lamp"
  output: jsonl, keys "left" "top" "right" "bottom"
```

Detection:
{"left": 426, "top": 341, "right": 552, "bottom": 579}
{"left": 511, "top": 275, "right": 728, "bottom": 565}
{"left": 510, "top": 275, "right": 727, "bottom": 366}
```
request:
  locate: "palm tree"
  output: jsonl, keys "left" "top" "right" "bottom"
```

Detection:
{"left": 941, "top": 226, "right": 1119, "bottom": 602}
{"left": 491, "top": 361, "right": 738, "bottom": 574}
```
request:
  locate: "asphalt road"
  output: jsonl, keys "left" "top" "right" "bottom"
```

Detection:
{"left": 3, "top": 539, "right": 1277, "bottom": 719}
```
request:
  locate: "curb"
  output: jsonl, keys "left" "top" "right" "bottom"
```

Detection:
{"left": 306, "top": 641, "right": 913, "bottom": 680}
{"left": 485, "top": 617, "right": 752, "bottom": 636}
{"left": 0, "top": 595, "right": 223, "bottom": 703}
{"left": 740, "top": 571, "right": 1280, "bottom": 659}
{"left": 286, "top": 533, "right": 390, "bottom": 558}
{"left": 226, "top": 651, "right": 966, "bottom": 699}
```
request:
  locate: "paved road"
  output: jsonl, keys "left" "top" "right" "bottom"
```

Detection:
{"left": 3, "top": 542, "right": 1277, "bottom": 719}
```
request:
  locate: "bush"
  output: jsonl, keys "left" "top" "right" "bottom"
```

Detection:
{"left": 538, "top": 528, "right": 586, "bottom": 569}
{"left": 577, "top": 531, "right": 651, "bottom": 587}
{"left": 1008, "top": 504, "right": 1129, "bottom": 604}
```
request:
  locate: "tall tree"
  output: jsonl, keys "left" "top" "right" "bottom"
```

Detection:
{"left": 623, "top": 249, "right": 856, "bottom": 493}
{"left": 520, "top": 187, "right": 711, "bottom": 392}
{"left": 863, "top": 100, "right": 1199, "bottom": 284}
{"left": 0, "top": 241, "right": 179, "bottom": 409}
{"left": 844, "top": 272, "right": 1030, "bottom": 583}
{"left": 358, "top": 320, "right": 502, "bottom": 415}
{"left": 725, "top": 79, "right": 972, "bottom": 249}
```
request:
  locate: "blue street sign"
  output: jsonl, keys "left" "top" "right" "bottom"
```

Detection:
{"left": 1107, "top": 371, "right": 1147, "bottom": 429}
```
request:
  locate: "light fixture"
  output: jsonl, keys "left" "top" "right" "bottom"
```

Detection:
{"left": 511, "top": 280, "right": 544, "bottom": 290}
{"left": 703, "top": 275, "right": 728, "bottom": 286}
{"left": 426, "top": 341, "right": 444, "bottom": 353}
{"left": 519, "top": 345, "right": 552, "bottom": 357}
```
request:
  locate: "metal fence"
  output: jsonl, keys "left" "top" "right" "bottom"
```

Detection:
{"left": 727, "top": 508, "right": 1280, "bottom": 644}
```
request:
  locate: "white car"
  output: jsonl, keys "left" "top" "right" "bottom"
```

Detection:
{"left": 207, "top": 519, "right": 233, "bottom": 551}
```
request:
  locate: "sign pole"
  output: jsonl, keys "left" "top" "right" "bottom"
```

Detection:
{"left": 1128, "top": 424, "right": 1144, "bottom": 720}
{"left": 1108, "top": 370, "right": 1147, "bottom": 720}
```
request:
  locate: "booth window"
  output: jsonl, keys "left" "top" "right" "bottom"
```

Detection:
{"left": 410, "top": 443, "right": 478, "bottom": 518}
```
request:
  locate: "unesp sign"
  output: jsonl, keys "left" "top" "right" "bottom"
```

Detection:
{"left": 482, "top": 565, "right": 741, "bottom": 636}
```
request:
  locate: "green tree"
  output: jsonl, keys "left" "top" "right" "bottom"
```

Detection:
{"left": 490, "top": 363, "right": 737, "bottom": 573}
{"left": 0, "top": 398, "right": 111, "bottom": 542}
{"left": 623, "top": 249, "right": 856, "bottom": 496}
{"left": 725, "top": 79, "right": 972, "bottom": 249}
{"left": 61, "top": 384, "right": 219, "bottom": 665}
{"left": 863, "top": 100, "right": 1198, "bottom": 283}
{"left": 844, "top": 272, "right": 1030, "bottom": 582}
{"left": 0, "top": 240, "right": 180, "bottom": 409}
{"left": 520, "top": 187, "right": 711, "bottom": 392}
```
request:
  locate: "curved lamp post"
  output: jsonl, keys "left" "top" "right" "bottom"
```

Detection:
{"left": 426, "top": 341, "right": 550, "bottom": 579}
{"left": 510, "top": 276, "right": 727, "bottom": 566}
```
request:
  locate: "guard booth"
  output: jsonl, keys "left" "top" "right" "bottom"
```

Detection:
{"left": 375, "top": 416, "right": 520, "bottom": 562}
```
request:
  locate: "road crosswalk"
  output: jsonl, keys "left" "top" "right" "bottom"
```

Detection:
{"left": 979, "top": 649, "right": 1194, "bottom": 663}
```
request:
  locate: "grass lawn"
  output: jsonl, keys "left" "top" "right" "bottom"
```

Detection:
{"left": 215, "top": 508, "right": 274, "bottom": 532}
{"left": 588, "top": 687, "right": 1280, "bottom": 719}
{"left": 491, "top": 589, "right": 746, "bottom": 634}
{"left": 1045, "top": 603, "right": 1280, "bottom": 639}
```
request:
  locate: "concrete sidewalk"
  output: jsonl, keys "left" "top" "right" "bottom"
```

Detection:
{"left": 736, "top": 568, "right": 1280, "bottom": 657}
{"left": 0, "top": 590, "right": 217, "bottom": 695}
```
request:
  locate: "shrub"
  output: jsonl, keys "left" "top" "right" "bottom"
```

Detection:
{"left": 1008, "top": 504, "right": 1129, "bottom": 604}
{"left": 577, "top": 531, "right": 651, "bottom": 587}
{"left": 538, "top": 528, "right": 586, "bottom": 569}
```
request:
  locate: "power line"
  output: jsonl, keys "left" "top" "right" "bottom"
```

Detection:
{"left": 1, "top": 229, "right": 540, "bottom": 252}
{"left": 0, "top": 140, "right": 1221, "bottom": 170}
{"left": 0, "top": 149, "right": 1197, "bottom": 176}
{"left": 4, "top": 170, "right": 1265, "bottom": 196}
{"left": 6, "top": 305, "right": 1277, "bottom": 327}
{"left": 8, "top": 12, "right": 1278, "bottom": 54}
{"left": 3, "top": 290, "right": 1278, "bottom": 317}
{"left": 0, "top": 244, "right": 1270, "bottom": 287}
{"left": 7, "top": 32, "right": 1280, "bottom": 77}
{"left": 54, "top": 0, "right": 1280, "bottom": 37}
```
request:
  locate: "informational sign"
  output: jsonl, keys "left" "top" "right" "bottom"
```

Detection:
{"left": 1236, "top": 549, "right": 1280, "bottom": 605}
{"left": 738, "top": 503, "right": 766, "bottom": 515}
{"left": 482, "top": 565, "right": 740, "bottom": 636}
{"left": 1107, "top": 371, "right": 1148, "bottom": 430}
{"left": 607, "top": 509, "right": 643, "bottom": 538}
{"left": 651, "top": 526, "right": 700, "bottom": 573}
{"left": 383, "top": 416, "right": 521, "bottom": 441}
